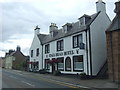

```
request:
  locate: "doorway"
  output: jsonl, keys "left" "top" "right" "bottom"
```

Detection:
{"left": 65, "top": 57, "right": 71, "bottom": 71}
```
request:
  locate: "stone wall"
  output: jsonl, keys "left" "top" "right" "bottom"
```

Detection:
{"left": 12, "top": 51, "right": 27, "bottom": 70}
{"left": 106, "top": 30, "right": 120, "bottom": 83}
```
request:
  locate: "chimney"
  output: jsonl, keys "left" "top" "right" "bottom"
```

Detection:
{"left": 34, "top": 25, "right": 40, "bottom": 35}
{"left": 114, "top": 1, "right": 120, "bottom": 15}
{"left": 96, "top": 0, "right": 106, "bottom": 13}
{"left": 8, "top": 49, "right": 15, "bottom": 55}
{"left": 49, "top": 23, "right": 58, "bottom": 33}
{"left": 49, "top": 23, "right": 58, "bottom": 38}
{"left": 16, "top": 45, "right": 21, "bottom": 51}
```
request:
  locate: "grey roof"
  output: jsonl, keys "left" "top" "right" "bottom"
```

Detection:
{"left": 78, "top": 14, "right": 91, "bottom": 20}
{"left": 106, "top": 15, "right": 120, "bottom": 32}
{"left": 37, "top": 34, "right": 47, "bottom": 44}
{"left": 38, "top": 12, "right": 100, "bottom": 44}
{"left": 10, "top": 52, "right": 16, "bottom": 56}
{"left": 5, "top": 52, "right": 15, "bottom": 57}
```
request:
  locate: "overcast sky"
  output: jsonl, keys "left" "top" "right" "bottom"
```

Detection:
{"left": 0, "top": 0, "right": 118, "bottom": 57}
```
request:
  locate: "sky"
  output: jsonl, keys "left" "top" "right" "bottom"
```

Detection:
{"left": 0, "top": 0, "right": 118, "bottom": 57}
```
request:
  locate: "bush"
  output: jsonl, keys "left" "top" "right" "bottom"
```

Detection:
{"left": 39, "top": 69, "right": 47, "bottom": 74}
{"left": 79, "top": 72, "right": 87, "bottom": 80}
{"left": 53, "top": 70, "right": 61, "bottom": 76}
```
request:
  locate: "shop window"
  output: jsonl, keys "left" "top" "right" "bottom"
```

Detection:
{"left": 31, "top": 61, "right": 39, "bottom": 71}
{"left": 73, "top": 55, "right": 84, "bottom": 71}
{"left": 45, "top": 59, "right": 50, "bottom": 70}
{"left": 57, "top": 57, "right": 64, "bottom": 71}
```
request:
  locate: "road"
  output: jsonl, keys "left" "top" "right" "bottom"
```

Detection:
{"left": 2, "top": 69, "right": 80, "bottom": 89}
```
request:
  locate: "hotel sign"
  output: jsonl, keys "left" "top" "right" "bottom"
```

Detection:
{"left": 46, "top": 49, "right": 80, "bottom": 58}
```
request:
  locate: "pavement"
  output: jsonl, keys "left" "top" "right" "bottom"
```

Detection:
{"left": 31, "top": 72, "right": 120, "bottom": 90}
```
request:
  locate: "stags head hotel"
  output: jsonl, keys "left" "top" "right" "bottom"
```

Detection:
{"left": 29, "top": 0, "right": 111, "bottom": 76}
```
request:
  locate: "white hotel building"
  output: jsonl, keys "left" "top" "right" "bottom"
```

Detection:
{"left": 29, "top": 0, "right": 111, "bottom": 76}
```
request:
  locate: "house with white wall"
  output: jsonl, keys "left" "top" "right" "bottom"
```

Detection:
{"left": 29, "top": 26, "right": 47, "bottom": 71}
{"left": 29, "top": 0, "right": 111, "bottom": 76}
{"left": 5, "top": 50, "right": 15, "bottom": 69}
{"left": 5, "top": 46, "right": 28, "bottom": 70}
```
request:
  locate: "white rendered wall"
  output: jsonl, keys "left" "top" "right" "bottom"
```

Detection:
{"left": 90, "top": 12, "right": 111, "bottom": 75}
{"left": 43, "top": 31, "right": 88, "bottom": 74}
{"left": 29, "top": 34, "right": 43, "bottom": 70}
{"left": 5, "top": 56, "right": 13, "bottom": 69}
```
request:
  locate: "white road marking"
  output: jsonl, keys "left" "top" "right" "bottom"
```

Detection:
{"left": 17, "top": 73, "right": 23, "bottom": 76}
{"left": 21, "top": 81, "right": 35, "bottom": 87}
{"left": 13, "top": 70, "right": 22, "bottom": 72}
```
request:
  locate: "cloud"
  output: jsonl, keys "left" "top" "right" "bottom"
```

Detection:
{"left": 0, "top": 0, "right": 116, "bottom": 57}
{"left": 1, "top": 0, "right": 116, "bottom": 42}
{"left": 2, "top": 2, "right": 49, "bottom": 41}
{"left": 0, "top": 34, "right": 33, "bottom": 56}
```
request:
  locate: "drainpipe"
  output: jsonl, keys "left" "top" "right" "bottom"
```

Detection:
{"left": 88, "top": 27, "right": 92, "bottom": 76}
{"left": 110, "top": 32, "right": 115, "bottom": 82}
{"left": 85, "top": 30, "right": 89, "bottom": 75}
{"left": 41, "top": 45, "right": 43, "bottom": 69}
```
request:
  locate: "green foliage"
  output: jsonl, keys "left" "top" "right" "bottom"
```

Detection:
{"left": 80, "top": 72, "right": 86, "bottom": 76}
{"left": 53, "top": 70, "right": 61, "bottom": 76}
{"left": 79, "top": 72, "right": 87, "bottom": 79}
{"left": 14, "top": 61, "right": 26, "bottom": 70}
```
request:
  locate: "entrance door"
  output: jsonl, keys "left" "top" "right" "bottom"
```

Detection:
{"left": 65, "top": 57, "right": 71, "bottom": 71}
{"left": 52, "top": 64, "right": 55, "bottom": 73}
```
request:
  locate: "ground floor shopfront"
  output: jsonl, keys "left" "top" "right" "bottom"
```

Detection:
{"left": 29, "top": 61, "right": 39, "bottom": 71}
{"left": 44, "top": 55, "right": 88, "bottom": 74}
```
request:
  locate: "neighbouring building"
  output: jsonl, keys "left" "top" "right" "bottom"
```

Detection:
{"left": 0, "top": 57, "right": 2, "bottom": 67}
{"left": 5, "top": 46, "right": 28, "bottom": 70}
{"left": 5, "top": 49, "right": 15, "bottom": 69}
{"left": 0, "top": 57, "right": 5, "bottom": 68}
{"left": 106, "top": 1, "right": 120, "bottom": 83}
{"left": 25, "top": 56, "right": 30, "bottom": 71}
{"left": 29, "top": 0, "right": 111, "bottom": 76}
{"left": 2, "top": 57, "right": 5, "bottom": 68}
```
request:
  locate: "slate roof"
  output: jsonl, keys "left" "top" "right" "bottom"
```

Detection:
{"left": 5, "top": 51, "right": 15, "bottom": 57}
{"left": 106, "top": 14, "right": 120, "bottom": 32}
{"left": 37, "top": 34, "right": 47, "bottom": 43}
{"left": 38, "top": 12, "right": 100, "bottom": 44}
{"left": 9, "top": 52, "right": 16, "bottom": 56}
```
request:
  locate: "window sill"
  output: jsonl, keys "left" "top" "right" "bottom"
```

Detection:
{"left": 57, "top": 50, "right": 64, "bottom": 52}
{"left": 73, "top": 70, "right": 84, "bottom": 72}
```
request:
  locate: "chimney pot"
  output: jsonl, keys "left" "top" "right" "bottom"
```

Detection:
{"left": 34, "top": 25, "right": 40, "bottom": 35}
{"left": 114, "top": 1, "right": 120, "bottom": 14}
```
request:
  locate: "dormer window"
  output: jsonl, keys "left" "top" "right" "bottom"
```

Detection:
{"left": 78, "top": 14, "right": 91, "bottom": 27}
{"left": 62, "top": 23, "right": 72, "bottom": 33}
{"left": 79, "top": 17, "right": 85, "bottom": 26}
